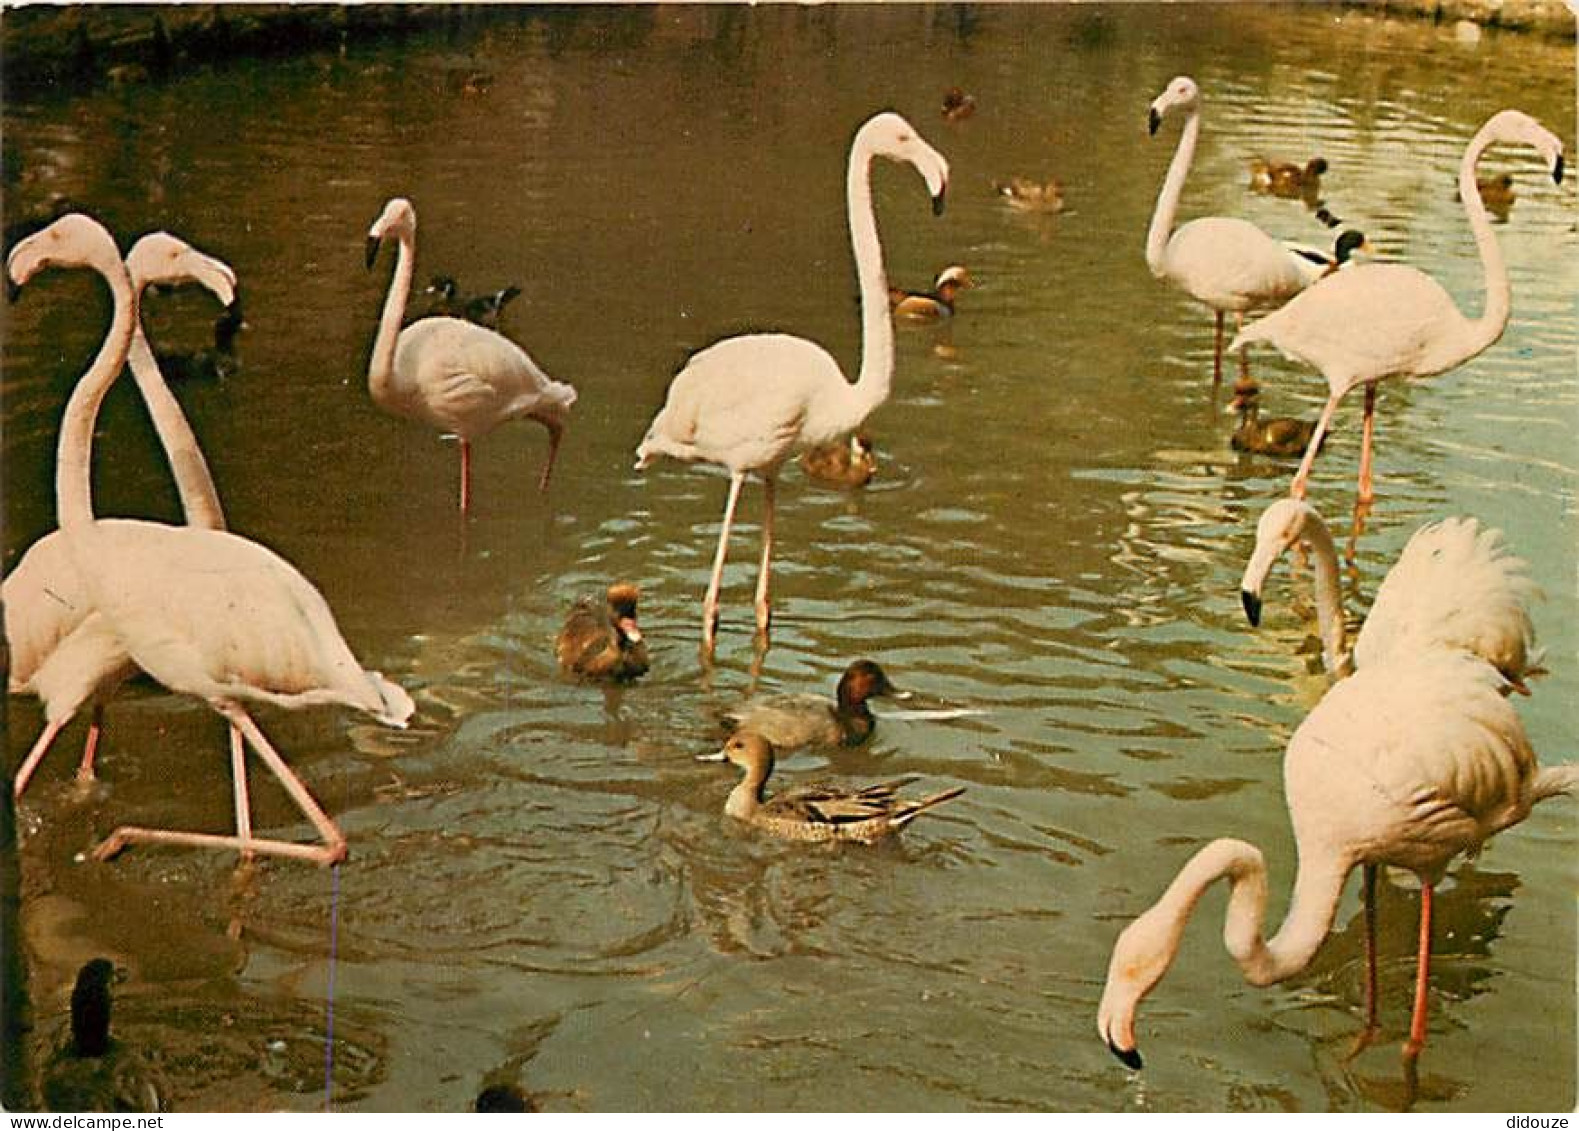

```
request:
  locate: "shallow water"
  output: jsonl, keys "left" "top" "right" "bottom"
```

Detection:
{"left": 3, "top": 3, "right": 1575, "bottom": 1112}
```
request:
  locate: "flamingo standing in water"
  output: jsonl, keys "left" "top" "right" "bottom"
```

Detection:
{"left": 635, "top": 112, "right": 949, "bottom": 656}
{"left": 1097, "top": 651, "right": 1577, "bottom": 1069}
{"left": 7, "top": 232, "right": 237, "bottom": 798}
{"left": 7, "top": 213, "right": 413, "bottom": 865}
{"left": 365, "top": 198, "right": 577, "bottom": 516}
{"left": 1145, "top": 76, "right": 1326, "bottom": 389}
{"left": 1230, "top": 110, "right": 1565, "bottom": 506}
{"left": 1239, "top": 497, "right": 1543, "bottom": 691}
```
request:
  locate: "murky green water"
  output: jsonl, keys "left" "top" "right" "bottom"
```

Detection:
{"left": 4, "top": 4, "right": 1574, "bottom": 1112}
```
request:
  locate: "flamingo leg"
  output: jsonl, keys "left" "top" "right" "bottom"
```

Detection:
{"left": 1356, "top": 383, "right": 1378, "bottom": 506}
{"left": 230, "top": 723, "right": 254, "bottom": 863}
{"left": 459, "top": 438, "right": 473, "bottom": 516}
{"left": 753, "top": 474, "right": 776, "bottom": 637}
{"left": 1235, "top": 312, "right": 1250, "bottom": 385}
{"left": 13, "top": 717, "right": 67, "bottom": 799}
{"left": 1403, "top": 882, "right": 1434, "bottom": 1061}
{"left": 1211, "top": 310, "right": 1224, "bottom": 387}
{"left": 538, "top": 418, "right": 564, "bottom": 493}
{"left": 1289, "top": 392, "right": 1344, "bottom": 501}
{"left": 1345, "top": 863, "right": 1382, "bottom": 1062}
{"left": 93, "top": 702, "right": 346, "bottom": 867}
{"left": 702, "top": 473, "right": 746, "bottom": 657}
{"left": 74, "top": 704, "right": 105, "bottom": 784}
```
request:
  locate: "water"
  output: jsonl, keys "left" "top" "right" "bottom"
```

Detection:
{"left": 3, "top": 4, "right": 1575, "bottom": 1112}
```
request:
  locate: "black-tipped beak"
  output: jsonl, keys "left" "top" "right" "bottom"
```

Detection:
{"left": 931, "top": 190, "right": 947, "bottom": 217}
{"left": 6, "top": 277, "right": 20, "bottom": 304}
{"left": 365, "top": 235, "right": 381, "bottom": 269}
{"left": 1553, "top": 152, "right": 1565, "bottom": 185}
{"left": 1241, "top": 589, "right": 1263, "bottom": 628}
{"left": 1108, "top": 1040, "right": 1143, "bottom": 1070}
{"left": 1147, "top": 108, "right": 1161, "bottom": 136}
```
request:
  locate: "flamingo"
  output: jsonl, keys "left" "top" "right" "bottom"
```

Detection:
{"left": 7, "top": 231, "right": 237, "bottom": 798}
{"left": 1239, "top": 497, "right": 1543, "bottom": 690}
{"left": 365, "top": 197, "right": 577, "bottom": 515}
{"left": 634, "top": 112, "right": 948, "bottom": 655}
{"left": 1230, "top": 110, "right": 1564, "bottom": 505}
{"left": 1146, "top": 76, "right": 1326, "bottom": 389}
{"left": 1097, "top": 650, "right": 1578, "bottom": 1069}
{"left": 7, "top": 213, "right": 414, "bottom": 865}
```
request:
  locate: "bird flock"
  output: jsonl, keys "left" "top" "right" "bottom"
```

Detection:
{"left": 4, "top": 68, "right": 1575, "bottom": 1100}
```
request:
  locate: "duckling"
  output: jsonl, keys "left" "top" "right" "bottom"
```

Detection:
{"left": 1248, "top": 155, "right": 1328, "bottom": 199}
{"left": 422, "top": 275, "right": 523, "bottom": 329}
{"left": 725, "top": 659, "right": 907, "bottom": 750}
{"left": 158, "top": 303, "right": 246, "bottom": 381}
{"left": 556, "top": 583, "right": 648, "bottom": 681}
{"left": 42, "top": 960, "right": 163, "bottom": 1113}
{"left": 1229, "top": 388, "right": 1326, "bottom": 459}
{"left": 1457, "top": 172, "right": 1516, "bottom": 221}
{"left": 798, "top": 432, "right": 877, "bottom": 489}
{"left": 941, "top": 86, "right": 976, "bottom": 122}
{"left": 992, "top": 176, "right": 1064, "bottom": 214}
{"left": 696, "top": 732, "right": 965, "bottom": 844}
{"left": 889, "top": 265, "right": 972, "bottom": 321}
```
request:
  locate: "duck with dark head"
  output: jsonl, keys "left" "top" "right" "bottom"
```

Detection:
{"left": 556, "top": 583, "right": 648, "bottom": 681}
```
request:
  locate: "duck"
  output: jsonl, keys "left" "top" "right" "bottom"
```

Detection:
{"left": 992, "top": 176, "right": 1064, "bottom": 213}
{"left": 941, "top": 86, "right": 976, "bottom": 122}
{"left": 798, "top": 432, "right": 877, "bottom": 488}
{"left": 421, "top": 275, "right": 524, "bottom": 330}
{"left": 724, "top": 658, "right": 908, "bottom": 750}
{"left": 696, "top": 732, "right": 965, "bottom": 843}
{"left": 889, "top": 265, "right": 972, "bottom": 321}
{"left": 1283, "top": 228, "right": 1371, "bottom": 280}
{"left": 1248, "top": 155, "right": 1328, "bottom": 200}
{"left": 555, "top": 583, "right": 648, "bottom": 681}
{"left": 1457, "top": 172, "right": 1516, "bottom": 221}
{"left": 41, "top": 959, "right": 163, "bottom": 1113}
{"left": 1229, "top": 387, "right": 1324, "bottom": 459}
{"left": 158, "top": 303, "right": 246, "bottom": 381}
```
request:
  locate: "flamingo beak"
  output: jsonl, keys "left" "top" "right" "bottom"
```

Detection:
{"left": 1148, "top": 108, "right": 1161, "bottom": 136}
{"left": 931, "top": 188, "right": 947, "bottom": 217}
{"left": 1553, "top": 152, "right": 1565, "bottom": 185}
{"left": 365, "top": 235, "right": 381, "bottom": 269}
{"left": 1241, "top": 589, "right": 1263, "bottom": 627}
{"left": 1108, "top": 1041, "right": 1144, "bottom": 1070}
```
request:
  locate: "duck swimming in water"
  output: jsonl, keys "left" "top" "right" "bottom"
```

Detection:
{"left": 556, "top": 583, "right": 648, "bottom": 681}
{"left": 889, "top": 265, "right": 972, "bottom": 321}
{"left": 697, "top": 732, "right": 965, "bottom": 843}
{"left": 1248, "top": 155, "right": 1328, "bottom": 200}
{"left": 725, "top": 659, "right": 907, "bottom": 750}
{"left": 799, "top": 432, "right": 877, "bottom": 488}
{"left": 1229, "top": 387, "right": 1324, "bottom": 459}
{"left": 992, "top": 176, "right": 1064, "bottom": 214}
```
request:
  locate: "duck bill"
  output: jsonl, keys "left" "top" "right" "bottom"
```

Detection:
{"left": 695, "top": 749, "right": 727, "bottom": 763}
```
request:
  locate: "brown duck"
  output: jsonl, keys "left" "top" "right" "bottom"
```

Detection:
{"left": 556, "top": 583, "right": 648, "bottom": 681}
{"left": 725, "top": 659, "right": 906, "bottom": 750}
{"left": 799, "top": 432, "right": 877, "bottom": 488}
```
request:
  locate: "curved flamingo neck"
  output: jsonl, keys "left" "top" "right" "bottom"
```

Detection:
{"left": 1159, "top": 837, "right": 1350, "bottom": 989}
{"left": 1147, "top": 109, "right": 1199, "bottom": 277}
{"left": 1296, "top": 512, "right": 1352, "bottom": 678}
{"left": 369, "top": 225, "right": 416, "bottom": 401}
{"left": 846, "top": 131, "right": 895, "bottom": 426}
{"left": 58, "top": 262, "right": 139, "bottom": 534}
{"left": 125, "top": 320, "right": 226, "bottom": 531}
{"left": 1455, "top": 123, "right": 1512, "bottom": 359}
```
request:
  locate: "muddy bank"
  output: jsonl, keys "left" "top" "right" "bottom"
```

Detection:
{"left": 1345, "top": 0, "right": 1572, "bottom": 34}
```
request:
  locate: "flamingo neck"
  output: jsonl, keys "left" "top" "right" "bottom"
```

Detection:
{"left": 1159, "top": 837, "right": 1350, "bottom": 990}
{"left": 1456, "top": 124, "right": 1512, "bottom": 358}
{"left": 58, "top": 263, "right": 139, "bottom": 534}
{"left": 1147, "top": 110, "right": 1199, "bottom": 277}
{"left": 369, "top": 226, "right": 415, "bottom": 400}
{"left": 1298, "top": 513, "right": 1352, "bottom": 678}
{"left": 847, "top": 134, "right": 895, "bottom": 425}
{"left": 125, "top": 321, "right": 227, "bottom": 531}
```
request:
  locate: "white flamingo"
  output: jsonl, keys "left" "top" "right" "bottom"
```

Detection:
{"left": 1239, "top": 497, "right": 1543, "bottom": 690}
{"left": 1146, "top": 76, "right": 1325, "bottom": 389}
{"left": 634, "top": 112, "right": 949, "bottom": 655}
{"left": 365, "top": 197, "right": 577, "bottom": 515}
{"left": 1230, "top": 110, "right": 1565, "bottom": 504}
{"left": 7, "top": 232, "right": 237, "bottom": 798}
{"left": 1097, "top": 650, "right": 1577, "bottom": 1069}
{"left": 7, "top": 214, "right": 414, "bottom": 865}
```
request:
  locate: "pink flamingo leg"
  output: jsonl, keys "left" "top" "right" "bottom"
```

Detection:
{"left": 230, "top": 723, "right": 253, "bottom": 862}
{"left": 1403, "top": 882, "right": 1434, "bottom": 1060}
{"left": 1356, "top": 383, "right": 1378, "bottom": 505}
{"left": 74, "top": 704, "right": 104, "bottom": 784}
{"left": 13, "top": 717, "right": 66, "bottom": 799}
{"left": 754, "top": 475, "right": 776, "bottom": 637}
{"left": 93, "top": 702, "right": 346, "bottom": 867}
{"left": 1289, "top": 392, "right": 1344, "bottom": 500}
{"left": 459, "top": 438, "right": 473, "bottom": 515}
{"left": 538, "top": 419, "right": 564, "bottom": 493}
{"left": 702, "top": 473, "right": 746, "bottom": 657}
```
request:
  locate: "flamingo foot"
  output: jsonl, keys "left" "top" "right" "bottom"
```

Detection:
{"left": 1345, "top": 1023, "right": 1382, "bottom": 1063}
